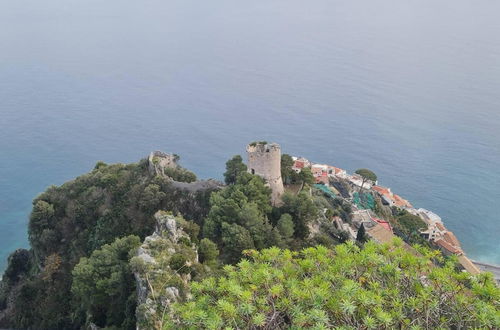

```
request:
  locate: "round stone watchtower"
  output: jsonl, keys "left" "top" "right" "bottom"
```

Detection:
{"left": 246, "top": 142, "right": 285, "bottom": 206}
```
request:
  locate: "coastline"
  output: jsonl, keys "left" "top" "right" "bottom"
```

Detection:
{"left": 472, "top": 261, "right": 500, "bottom": 284}
{"left": 291, "top": 155, "right": 494, "bottom": 276}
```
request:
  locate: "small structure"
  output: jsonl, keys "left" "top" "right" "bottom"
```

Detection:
{"left": 366, "top": 223, "right": 395, "bottom": 244}
{"left": 310, "top": 164, "right": 331, "bottom": 185}
{"left": 352, "top": 210, "right": 394, "bottom": 236}
{"left": 419, "top": 221, "right": 464, "bottom": 257}
{"left": 419, "top": 221, "right": 447, "bottom": 241}
{"left": 332, "top": 216, "right": 356, "bottom": 240}
{"left": 352, "top": 210, "right": 376, "bottom": 230}
{"left": 372, "top": 185, "right": 412, "bottom": 208}
{"left": 292, "top": 157, "right": 311, "bottom": 172}
{"left": 327, "top": 166, "right": 348, "bottom": 179}
{"left": 148, "top": 151, "right": 178, "bottom": 176}
{"left": 349, "top": 174, "right": 374, "bottom": 190}
{"left": 247, "top": 142, "right": 285, "bottom": 206}
{"left": 371, "top": 217, "right": 392, "bottom": 232}
{"left": 414, "top": 208, "right": 442, "bottom": 224}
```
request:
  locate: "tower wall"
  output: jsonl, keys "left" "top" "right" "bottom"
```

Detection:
{"left": 246, "top": 143, "right": 285, "bottom": 205}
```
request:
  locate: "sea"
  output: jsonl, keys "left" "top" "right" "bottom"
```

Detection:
{"left": 1, "top": 0, "right": 499, "bottom": 272}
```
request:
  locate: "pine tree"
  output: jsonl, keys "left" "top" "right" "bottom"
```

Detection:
{"left": 356, "top": 223, "right": 367, "bottom": 243}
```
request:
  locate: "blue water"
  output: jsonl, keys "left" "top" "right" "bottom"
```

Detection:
{"left": 1, "top": 0, "right": 499, "bottom": 272}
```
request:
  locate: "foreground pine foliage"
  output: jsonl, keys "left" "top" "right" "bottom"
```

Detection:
{"left": 171, "top": 239, "right": 499, "bottom": 329}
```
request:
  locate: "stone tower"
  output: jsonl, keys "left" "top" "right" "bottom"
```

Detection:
{"left": 246, "top": 142, "right": 285, "bottom": 206}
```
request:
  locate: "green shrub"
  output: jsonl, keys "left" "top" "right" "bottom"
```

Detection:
{"left": 171, "top": 241, "right": 500, "bottom": 329}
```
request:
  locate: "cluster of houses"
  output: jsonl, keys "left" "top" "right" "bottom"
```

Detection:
{"left": 372, "top": 186, "right": 413, "bottom": 209}
{"left": 291, "top": 155, "right": 480, "bottom": 274}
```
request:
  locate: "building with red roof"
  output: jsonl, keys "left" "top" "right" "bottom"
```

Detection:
{"left": 372, "top": 185, "right": 412, "bottom": 208}
{"left": 371, "top": 217, "right": 393, "bottom": 232}
{"left": 291, "top": 157, "right": 311, "bottom": 173}
{"left": 435, "top": 239, "right": 462, "bottom": 256}
{"left": 315, "top": 172, "right": 329, "bottom": 185}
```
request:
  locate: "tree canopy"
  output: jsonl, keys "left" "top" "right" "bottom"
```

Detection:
{"left": 355, "top": 168, "right": 377, "bottom": 182}
{"left": 299, "top": 167, "right": 315, "bottom": 185}
{"left": 203, "top": 171, "right": 276, "bottom": 263}
{"left": 355, "top": 168, "right": 377, "bottom": 191}
{"left": 72, "top": 235, "right": 141, "bottom": 329}
{"left": 280, "top": 154, "right": 300, "bottom": 185}
{"left": 223, "top": 155, "right": 247, "bottom": 185}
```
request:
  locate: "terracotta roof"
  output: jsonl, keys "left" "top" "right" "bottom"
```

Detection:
{"left": 293, "top": 160, "right": 305, "bottom": 169}
{"left": 327, "top": 166, "right": 345, "bottom": 175}
{"left": 393, "top": 194, "right": 413, "bottom": 208}
{"left": 373, "top": 185, "right": 391, "bottom": 196}
{"left": 434, "top": 239, "right": 462, "bottom": 254}
{"left": 443, "top": 231, "right": 461, "bottom": 248}
{"left": 315, "top": 175, "right": 329, "bottom": 184}
{"left": 371, "top": 217, "right": 392, "bottom": 232}
{"left": 435, "top": 222, "right": 446, "bottom": 231}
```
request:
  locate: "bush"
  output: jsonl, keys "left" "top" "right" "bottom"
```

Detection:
{"left": 171, "top": 242, "right": 500, "bottom": 329}
{"left": 169, "top": 254, "right": 191, "bottom": 275}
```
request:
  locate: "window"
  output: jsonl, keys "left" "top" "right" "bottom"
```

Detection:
{"left": 251, "top": 169, "right": 255, "bottom": 174}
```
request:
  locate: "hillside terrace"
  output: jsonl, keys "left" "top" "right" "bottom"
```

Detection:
{"left": 290, "top": 155, "right": 484, "bottom": 274}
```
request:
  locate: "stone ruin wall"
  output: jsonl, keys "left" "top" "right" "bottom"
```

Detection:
{"left": 246, "top": 143, "right": 285, "bottom": 205}
{"left": 148, "top": 151, "right": 177, "bottom": 176}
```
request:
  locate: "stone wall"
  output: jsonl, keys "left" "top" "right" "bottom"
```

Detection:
{"left": 246, "top": 142, "right": 284, "bottom": 205}
{"left": 148, "top": 151, "right": 177, "bottom": 176}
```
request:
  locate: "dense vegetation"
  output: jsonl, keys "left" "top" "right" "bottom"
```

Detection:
{"left": 72, "top": 235, "right": 141, "bottom": 329}
{"left": 1, "top": 153, "right": 498, "bottom": 329}
{"left": 171, "top": 241, "right": 500, "bottom": 329}
{"left": 0, "top": 158, "right": 216, "bottom": 329}
{"left": 281, "top": 153, "right": 315, "bottom": 185}
{"left": 391, "top": 209, "right": 429, "bottom": 245}
{"left": 206, "top": 155, "right": 330, "bottom": 263}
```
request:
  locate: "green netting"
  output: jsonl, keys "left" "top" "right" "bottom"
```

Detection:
{"left": 314, "top": 184, "right": 337, "bottom": 199}
{"left": 353, "top": 192, "right": 375, "bottom": 210}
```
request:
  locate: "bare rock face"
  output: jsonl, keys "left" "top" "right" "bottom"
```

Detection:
{"left": 148, "top": 151, "right": 178, "bottom": 176}
{"left": 132, "top": 211, "right": 199, "bottom": 330}
{"left": 154, "top": 210, "right": 181, "bottom": 241}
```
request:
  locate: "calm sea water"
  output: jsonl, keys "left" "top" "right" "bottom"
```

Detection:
{"left": 1, "top": 0, "right": 499, "bottom": 272}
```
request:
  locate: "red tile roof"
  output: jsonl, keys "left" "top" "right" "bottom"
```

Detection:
{"left": 371, "top": 217, "right": 392, "bottom": 232}
{"left": 435, "top": 239, "right": 462, "bottom": 255}
{"left": 327, "top": 166, "right": 345, "bottom": 175}
{"left": 443, "top": 231, "right": 461, "bottom": 248}
{"left": 435, "top": 222, "right": 446, "bottom": 231}
{"left": 293, "top": 160, "right": 305, "bottom": 169}
{"left": 373, "top": 185, "right": 391, "bottom": 196}
{"left": 393, "top": 194, "right": 413, "bottom": 208}
{"left": 315, "top": 174, "right": 329, "bottom": 184}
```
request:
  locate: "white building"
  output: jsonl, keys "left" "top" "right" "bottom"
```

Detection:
{"left": 291, "top": 156, "right": 311, "bottom": 173}
{"left": 420, "top": 221, "right": 447, "bottom": 241}
{"left": 348, "top": 174, "right": 374, "bottom": 190}
{"left": 416, "top": 208, "right": 442, "bottom": 225}
{"left": 327, "top": 166, "right": 348, "bottom": 179}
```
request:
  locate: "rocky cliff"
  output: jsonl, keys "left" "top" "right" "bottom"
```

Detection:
{"left": 132, "top": 211, "right": 203, "bottom": 329}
